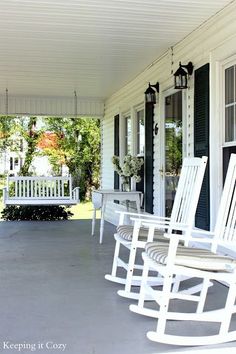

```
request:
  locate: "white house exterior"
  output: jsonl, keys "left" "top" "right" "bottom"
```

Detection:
{"left": 0, "top": 1, "right": 235, "bottom": 232}
{"left": 0, "top": 120, "right": 63, "bottom": 177}
{"left": 0, "top": 133, "right": 26, "bottom": 175}
{"left": 100, "top": 1, "right": 236, "bottom": 230}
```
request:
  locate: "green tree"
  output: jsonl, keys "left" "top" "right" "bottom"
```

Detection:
{"left": 0, "top": 116, "right": 44, "bottom": 176}
{"left": 17, "top": 117, "right": 42, "bottom": 176}
{"left": 0, "top": 116, "right": 101, "bottom": 199}
{"left": 0, "top": 116, "right": 16, "bottom": 151}
{"left": 165, "top": 119, "right": 182, "bottom": 175}
{"left": 44, "top": 117, "right": 100, "bottom": 200}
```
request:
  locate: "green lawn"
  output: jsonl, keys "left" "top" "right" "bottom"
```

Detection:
{"left": 70, "top": 201, "right": 100, "bottom": 220}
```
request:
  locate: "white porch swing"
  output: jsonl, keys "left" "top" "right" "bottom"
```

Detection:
{"left": 3, "top": 175, "right": 80, "bottom": 206}
{"left": 2, "top": 91, "right": 80, "bottom": 207}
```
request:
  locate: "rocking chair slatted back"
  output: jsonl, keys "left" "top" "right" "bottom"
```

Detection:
{"left": 168, "top": 156, "right": 208, "bottom": 235}
{"left": 214, "top": 153, "right": 236, "bottom": 249}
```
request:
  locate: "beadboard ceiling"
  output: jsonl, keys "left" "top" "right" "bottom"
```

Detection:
{"left": 0, "top": 0, "right": 233, "bottom": 100}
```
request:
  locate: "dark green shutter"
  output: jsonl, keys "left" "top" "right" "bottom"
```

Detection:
{"left": 145, "top": 103, "right": 154, "bottom": 213}
{"left": 194, "top": 63, "right": 210, "bottom": 230}
{"left": 114, "top": 114, "right": 120, "bottom": 189}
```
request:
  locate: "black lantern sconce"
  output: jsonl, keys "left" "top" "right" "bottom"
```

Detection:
{"left": 144, "top": 82, "right": 159, "bottom": 103}
{"left": 174, "top": 62, "right": 193, "bottom": 89}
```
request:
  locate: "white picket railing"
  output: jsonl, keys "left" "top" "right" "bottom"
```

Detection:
{"left": 3, "top": 175, "right": 80, "bottom": 205}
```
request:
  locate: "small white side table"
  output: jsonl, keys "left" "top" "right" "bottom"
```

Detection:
{"left": 91, "top": 189, "right": 143, "bottom": 244}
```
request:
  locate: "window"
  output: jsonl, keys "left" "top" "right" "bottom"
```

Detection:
{"left": 125, "top": 115, "right": 131, "bottom": 154}
{"left": 137, "top": 109, "right": 144, "bottom": 155}
{"left": 225, "top": 64, "right": 236, "bottom": 142}
{"left": 9, "top": 157, "right": 20, "bottom": 171}
{"left": 14, "top": 157, "right": 19, "bottom": 168}
{"left": 10, "top": 157, "right": 13, "bottom": 170}
{"left": 20, "top": 139, "right": 23, "bottom": 152}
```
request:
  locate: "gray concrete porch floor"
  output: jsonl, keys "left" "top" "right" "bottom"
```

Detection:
{"left": 0, "top": 219, "right": 235, "bottom": 354}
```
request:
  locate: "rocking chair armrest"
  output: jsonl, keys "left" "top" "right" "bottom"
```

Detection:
{"left": 115, "top": 210, "right": 145, "bottom": 217}
{"left": 140, "top": 219, "right": 188, "bottom": 231}
{"left": 129, "top": 215, "right": 171, "bottom": 223}
{"left": 116, "top": 210, "right": 147, "bottom": 226}
{"left": 189, "top": 228, "right": 215, "bottom": 238}
{"left": 163, "top": 232, "right": 215, "bottom": 244}
{"left": 116, "top": 210, "right": 171, "bottom": 226}
{"left": 115, "top": 210, "right": 171, "bottom": 220}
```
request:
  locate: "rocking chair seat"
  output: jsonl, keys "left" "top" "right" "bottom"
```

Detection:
{"left": 117, "top": 224, "right": 165, "bottom": 241}
{"left": 145, "top": 242, "right": 236, "bottom": 272}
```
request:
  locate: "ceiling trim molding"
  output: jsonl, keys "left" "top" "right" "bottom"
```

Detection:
{"left": 0, "top": 95, "right": 104, "bottom": 118}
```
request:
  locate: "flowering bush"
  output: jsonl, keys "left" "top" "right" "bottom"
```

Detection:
{"left": 112, "top": 155, "right": 144, "bottom": 182}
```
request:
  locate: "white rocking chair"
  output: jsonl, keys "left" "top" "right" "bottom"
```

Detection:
{"left": 130, "top": 153, "right": 236, "bottom": 346}
{"left": 105, "top": 156, "right": 208, "bottom": 300}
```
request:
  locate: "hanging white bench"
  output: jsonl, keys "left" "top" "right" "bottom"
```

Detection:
{"left": 3, "top": 176, "right": 80, "bottom": 206}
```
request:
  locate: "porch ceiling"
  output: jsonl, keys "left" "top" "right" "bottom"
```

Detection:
{"left": 0, "top": 0, "right": 233, "bottom": 100}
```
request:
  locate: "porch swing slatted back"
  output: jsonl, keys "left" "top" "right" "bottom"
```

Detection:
{"left": 3, "top": 176, "right": 80, "bottom": 205}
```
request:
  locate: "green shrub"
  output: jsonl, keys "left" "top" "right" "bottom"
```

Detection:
{"left": 1, "top": 205, "right": 73, "bottom": 221}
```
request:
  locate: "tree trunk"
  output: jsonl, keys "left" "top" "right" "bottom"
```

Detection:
{"left": 19, "top": 117, "right": 38, "bottom": 176}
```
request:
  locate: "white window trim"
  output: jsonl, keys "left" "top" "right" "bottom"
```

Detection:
{"left": 120, "top": 104, "right": 144, "bottom": 160}
{"left": 157, "top": 88, "right": 186, "bottom": 216}
{"left": 222, "top": 58, "right": 236, "bottom": 146}
{"left": 119, "top": 110, "right": 130, "bottom": 161}
{"left": 134, "top": 104, "right": 145, "bottom": 157}
{"left": 210, "top": 36, "right": 236, "bottom": 229}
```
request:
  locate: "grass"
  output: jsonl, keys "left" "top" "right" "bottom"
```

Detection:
{"left": 69, "top": 201, "right": 100, "bottom": 220}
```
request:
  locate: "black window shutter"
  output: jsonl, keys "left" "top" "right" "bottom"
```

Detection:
{"left": 114, "top": 114, "right": 120, "bottom": 189}
{"left": 194, "top": 63, "right": 210, "bottom": 230}
{"left": 145, "top": 103, "right": 154, "bottom": 213}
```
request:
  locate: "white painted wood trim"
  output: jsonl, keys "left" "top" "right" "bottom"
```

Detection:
{"left": 0, "top": 95, "right": 104, "bottom": 117}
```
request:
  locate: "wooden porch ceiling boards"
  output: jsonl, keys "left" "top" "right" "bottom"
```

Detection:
{"left": 0, "top": 0, "right": 233, "bottom": 100}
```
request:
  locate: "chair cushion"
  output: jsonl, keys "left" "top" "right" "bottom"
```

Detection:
{"left": 145, "top": 242, "right": 236, "bottom": 272}
{"left": 116, "top": 224, "right": 165, "bottom": 241}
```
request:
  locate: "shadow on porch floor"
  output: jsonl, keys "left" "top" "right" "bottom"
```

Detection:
{"left": 0, "top": 219, "right": 235, "bottom": 354}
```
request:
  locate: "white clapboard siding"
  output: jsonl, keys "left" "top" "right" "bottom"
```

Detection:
{"left": 101, "top": 1, "right": 236, "bottom": 225}
{"left": 100, "top": 117, "right": 114, "bottom": 189}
